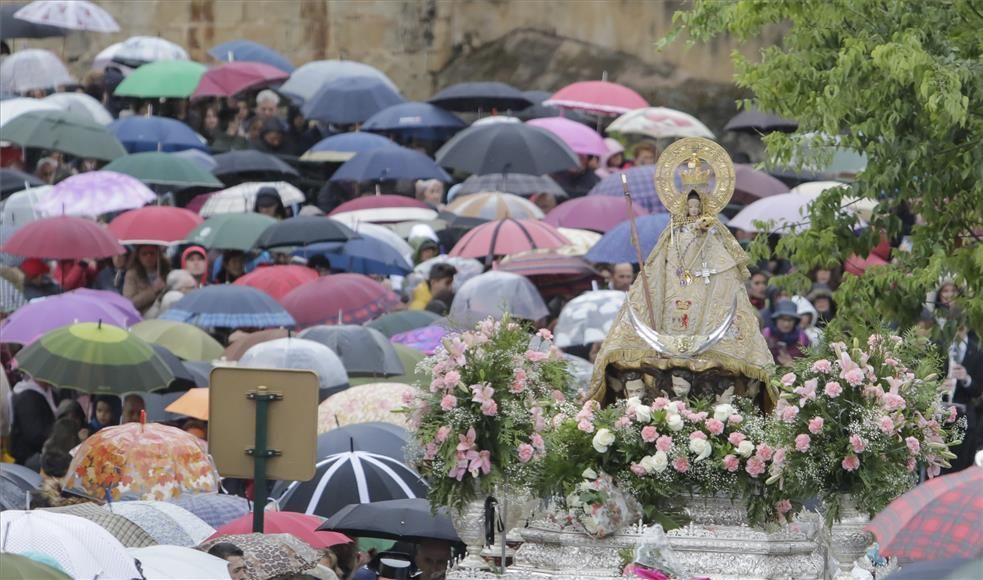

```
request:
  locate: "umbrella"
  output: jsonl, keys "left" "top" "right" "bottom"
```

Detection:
{"left": 607, "top": 106, "right": 715, "bottom": 139}
{"left": 0, "top": 3, "right": 66, "bottom": 39}
{"left": 115, "top": 60, "right": 208, "bottom": 99}
{"left": 109, "top": 116, "right": 207, "bottom": 154}
{"left": 351, "top": 344, "right": 426, "bottom": 386}
{"left": 545, "top": 195, "right": 649, "bottom": 233}
{"left": 365, "top": 310, "right": 441, "bottom": 338}
{"left": 362, "top": 101, "right": 465, "bottom": 140}
{"left": 0, "top": 510, "right": 141, "bottom": 579}
{"left": 296, "top": 237, "right": 414, "bottom": 276}
{"left": 319, "top": 498, "right": 461, "bottom": 544}
{"left": 239, "top": 336, "right": 350, "bottom": 400}
{"left": 169, "top": 493, "right": 252, "bottom": 529}
{"left": 0, "top": 290, "right": 139, "bottom": 344}
{"left": 318, "top": 382, "right": 417, "bottom": 432}
{"left": 42, "top": 92, "right": 113, "bottom": 125}
{"left": 209, "top": 39, "right": 295, "bottom": 72}
{"left": 42, "top": 503, "right": 156, "bottom": 548}
{"left": 1, "top": 110, "right": 125, "bottom": 161}
{"left": 1, "top": 460, "right": 43, "bottom": 490}
{"left": 867, "top": 466, "right": 983, "bottom": 561}
{"left": 161, "top": 284, "right": 296, "bottom": 329}
{"left": 210, "top": 512, "right": 350, "bottom": 549}
{"left": 883, "top": 558, "right": 983, "bottom": 580}
{"left": 329, "top": 194, "right": 437, "bottom": 224}
{"left": 300, "top": 132, "right": 400, "bottom": 163}
{"left": 200, "top": 181, "right": 305, "bottom": 217}
{"left": 164, "top": 386, "right": 209, "bottom": 420}
{"left": 197, "top": 533, "right": 321, "bottom": 580}
{"left": 277, "top": 449, "right": 428, "bottom": 518}
{"left": 391, "top": 324, "right": 450, "bottom": 356}
{"left": 14, "top": 0, "right": 118, "bottom": 31}
{"left": 723, "top": 108, "right": 798, "bottom": 133}
{"left": 1, "top": 215, "right": 123, "bottom": 259}
{"left": 185, "top": 213, "right": 277, "bottom": 251}
{"left": 72, "top": 287, "right": 142, "bottom": 322}
{"left": 413, "top": 255, "right": 484, "bottom": 292}
{"left": 445, "top": 191, "right": 544, "bottom": 220}
{"left": 727, "top": 181, "right": 848, "bottom": 233}
{"left": 212, "top": 151, "right": 299, "bottom": 179}
{"left": 497, "top": 250, "right": 601, "bottom": 299}
{"left": 428, "top": 81, "right": 533, "bottom": 112}
{"left": 330, "top": 147, "right": 450, "bottom": 183}
{"left": 0, "top": 97, "right": 60, "bottom": 129}
{"left": 108, "top": 206, "right": 203, "bottom": 245}
{"left": 36, "top": 170, "right": 156, "bottom": 218}
{"left": 436, "top": 123, "right": 580, "bottom": 176}
{"left": 128, "top": 546, "right": 231, "bottom": 580}
{"left": 449, "top": 218, "right": 569, "bottom": 264}
{"left": 15, "top": 322, "right": 172, "bottom": 394}
{"left": 104, "top": 152, "right": 223, "bottom": 189}
{"left": 171, "top": 148, "right": 217, "bottom": 173}
{"left": 94, "top": 35, "right": 189, "bottom": 69}
{"left": 0, "top": 553, "right": 70, "bottom": 579}
{"left": 771, "top": 132, "right": 869, "bottom": 180}
{"left": 299, "top": 324, "right": 404, "bottom": 377}
{"left": 0, "top": 277, "right": 25, "bottom": 314}
{"left": 151, "top": 343, "right": 208, "bottom": 389}
{"left": 733, "top": 163, "right": 789, "bottom": 205}
{"left": 449, "top": 270, "right": 549, "bottom": 326}
{"left": 110, "top": 501, "right": 215, "bottom": 547}
{"left": 343, "top": 221, "right": 415, "bottom": 263}
{"left": 282, "top": 273, "right": 400, "bottom": 328}
{"left": 455, "top": 172, "right": 566, "bottom": 198}
{"left": 0, "top": 186, "right": 46, "bottom": 236}
{"left": 192, "top": 61, "right": 289, "bottom": 98}
{"left": 302, "top": 76, "right": 405, "bottom": 125}
{"left": 234, "top": 265, "right": 319, "bottom": 301}
{"left": 280, "top": 59, "right": 398, "bottom": 102}
{"left": 0, "top": 168, "right": 44, "bottom": 198}
{"left": 543, "top": 80, "right": 648, "bottom": 116}
{"left": 0, "top": 49, "right": 74, "bottom": 93}
{"left": 254, "top": 216, "right": 357, "bottom": 249}
{"left": 587, "top": 164, "right": 666, "bottom": 214}
{"left": 526, "top": 116, "right": 608, "bottom": 156}
{"left": 553, "top": 290, "right": 627, "bottom": 348}
{"left": 584, "top": 213, "right": 671, "bottom": 264}
{"left": 516, "top": 89, "right": 588, "bottom": 122}
{"left": 555, "top": 227, "right": 602, "bottom": 256}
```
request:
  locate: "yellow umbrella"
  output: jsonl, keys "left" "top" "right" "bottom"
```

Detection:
{"left": 555, "top": 227, "right": 602, "bottom": 256}
{"left": 317, "top": 382, "right": 417, "bottom": 433}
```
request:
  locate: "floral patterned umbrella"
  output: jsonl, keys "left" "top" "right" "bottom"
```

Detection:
{"left": 37, "top": 170, "right": 155, "bottom": 218}
{"left": 318, "top": 383, "right": 417, "bottom": 433}
{"left": 64, "top": 421, "right": 220, "bottom": 501}
{"left": 197, "top": 533, "right": 321, "bottom": 580}
{"left": 14, "top": 1, "right": 119, "bottom": 32}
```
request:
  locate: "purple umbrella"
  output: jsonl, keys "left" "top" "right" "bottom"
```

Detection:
{"left": 37, "top": 171, "right": 156, "bottom": 218}
{"left": 587, "top": 165, "right": 666, "bottom": 214}
{"left": 0, "top": 292, "right": 140, "bottom": 345}
{"left": 526, "top": 117, "right": 607, "bottom": 156}
{"left": 390, "top": 324, "right": 450, "bottom": 356}
{"left": 69, "top": 288, "right": 142, "bottom": 324}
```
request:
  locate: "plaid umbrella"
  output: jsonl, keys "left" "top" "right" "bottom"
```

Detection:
{"left": 160, "top": 284, "right": 296, "bottom": 329}
{"left": 109, "top": 500, "right": 215, "bottom": 547}
{"left": 587, "top": 165, "right": 667, "bottom": 214}
{"left": 866, "top": 466, "right": 983, "bottom": 561}
{"left": 169, "top": 493, "right": 251, "bottom": 529}
{"left": 43, "top": 503, "right": 156, "bottom": 548}
{"left": 454, "top": 173, "right": 566, "bottom": 198}
{"left": 197, "top": 533, "right": 321, "bottom": 580}
{"left": 0, "top": 277, "right": 25, "bottom": 314}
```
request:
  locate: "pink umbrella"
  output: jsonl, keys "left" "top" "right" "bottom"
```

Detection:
{"left": 544, "top": 196, "right": 649, "bottom": 233}
{"left": 329, "top": 194, "right": 437, "bottom": 224}
{"left": 281, "top": 273, "right": 400, "bottom": 328}
{"left": 184, "top": 192, "right": 216, "bottom": 215}
{"left": 449, "top": 218, "right": 569, "bottom": 264}
{"left": 233, "top": 265, "right": 319, "bottom": 301}
{"left": 108, "top": 206, "right": 204, "bottom": 245}
{"left": 543, "top": 80, "right": 648, "bottom": 116}
{"left": 526, "top": 117, "right": 607, "bottom": 156}
{"left": 733, "top": 164, "right": 788, "bottom": 205}
{"left": 192, "top": 62, "right": 290, "bottom": 98}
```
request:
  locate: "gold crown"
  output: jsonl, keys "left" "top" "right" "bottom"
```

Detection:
{"left": 679, "top": 153, "right": 711, "bottom": 188}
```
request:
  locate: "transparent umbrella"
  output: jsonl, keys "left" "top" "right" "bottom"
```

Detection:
{"left": 449, "top": 270, "right": 548, "bottom": 327}
{"left": 239, "top": 337, "right": 350, "bottom": 401}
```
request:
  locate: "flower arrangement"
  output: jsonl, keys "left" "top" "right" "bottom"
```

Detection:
{"left": 410, "top": 317, "right": 571, "bottom": 512}
{"left": 763, "top": 332, "right": 964, "bottom": 522}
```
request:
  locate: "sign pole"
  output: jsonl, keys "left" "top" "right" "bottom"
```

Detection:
{"left": 246, "top": 385, "right": 282, "bottom": 533}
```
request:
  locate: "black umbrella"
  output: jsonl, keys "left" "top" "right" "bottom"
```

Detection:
{"left": 298, "top": 324, "right": 404, "bottom": 377}
{"left": 319, "top": 498, "right": 462, "bottom": 544}
{"left": 454, "top": 172, "right": 566, "bottom": 198}
{"left": 150, "top": 344, "right": 208, "bottom": 391}
{"left": 723, "top": 109, "right": 798, "bottom": 134}
{"left": 428, "top": 82, "right": 533, "bottom": 112}
{"left": 0, "top": 463, "right": 40, "bottom": 511}
{"left": 254, "top": 216, "right": 357, "bottom": 249}
{"left": 0, "top": 4, "right": 67, "bottom": 40}
{"left": 0, "top": 168, "right": 44, "bottom": 199}
{"left": 515, "top": 90, "right": 591, "bottom": 124}
{"left": 436, "top": 124, "right": 579, "bottom": 176}
{"left": 212, "top": 150, "right": 299, "bottom": 178}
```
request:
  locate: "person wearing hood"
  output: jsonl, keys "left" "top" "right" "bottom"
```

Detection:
{"left": 19, "top": 258, "right": 62, "bottom": 300}
{"left": 596, "top": 138, "right": 626, "bottom": 178}
{"left": 791, "top": 295, "right": 823, "bottom": 345}
{"left": 763, "top": 299, "right": 811, "bottom": 366}
{"left": 254, "top": 187, "right": 288, "bottom": 219}
{"left": 807, "top": 283, "right": 836, "bottom": 327}
{"left": 9, "top": 377, "right": 57, "bottom": 466}
{"left": 181, "top": 245, "right": 209, "bottom": 287}
{"left": 251, "top": 118, "right": 288, "bottom": 154}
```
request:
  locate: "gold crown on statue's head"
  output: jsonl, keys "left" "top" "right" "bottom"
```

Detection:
{"left": 679, "top": 152, "right": 711, "bottom": 190}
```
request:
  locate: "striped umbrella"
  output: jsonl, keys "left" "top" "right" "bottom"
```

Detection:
{"left": 445, "top": 191, "right": 544, "bottom": 220}
{"left": 496, "top": 250, "right": 601, "bottom": 299}
{"left": 449, "top": 218, "right": 569, "bottom": 265}
{"left": 160, "top": 285, "right": 296, "bottom": 329}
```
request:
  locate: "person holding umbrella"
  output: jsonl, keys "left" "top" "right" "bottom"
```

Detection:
{"left": 18, "top": 258, "right": 61, "bottom": 300}
{"left": 123, "top": 245, "right": 170, "bottom": 314}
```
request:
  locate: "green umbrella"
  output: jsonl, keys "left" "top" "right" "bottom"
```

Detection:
{"left": 0, "top": 554, "right": 71, "bottom": 580}
{"left": 185, "top": 213, "right": 277, "bottom": 251}
{"left": 104, "top": 152, "right": 222, "bottom": 188}
{"left": 351, "top": 344, "right": 427, "bottom": 386}
{"left": 365, "top": 310, "right": 441, "bottom": 338}
{"left": 1, "top": 110, "right": 126, "bottom": 161}
{"left": 15, "top": 322, "right": 174, "bottom": 395}
{"left": 114, "top": 60, "right": 208, "bottom": 98}
{"left": 129, "top": 319, "right": 225, "bottom": 361}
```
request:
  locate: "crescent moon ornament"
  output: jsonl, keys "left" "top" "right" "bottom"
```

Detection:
{"left": 625, "top": 294, "right": 737, "bottom": 358}
{"left": 655, "top": 137, "right": 735, "bottom": 219}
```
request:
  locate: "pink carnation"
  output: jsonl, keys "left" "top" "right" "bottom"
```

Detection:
{"left": 850, "top": 434, "right": 866, "bottom": 453}
{"left": 536, "top": 328, "right": 553, "bottom": 341}
{"left": 652, "top": 397, "right": 670, "bottom": 410}
{"left": 745, "top": 457, "right": 766, "bottom": 478}
{"left": 844, "top": 368, "right": 865, "bottom": 386}
{"left": 728, "top": 414, "right": 744, "bottom": 425}
{"left": 641, "top": 426, "right": 658, "bottom": 443}
{"left": 689, "top": 430, "right": 707, "bottom": 440}
{"left": 842, "top": 454, "right": 860, "bottom": 471}
{"left": 776, "top": 499, "right": 792, "bottom": 515}
{"left": 811, "top": 359, "right": 833, "bottom": 374}
{"left": 655, "top": 435, "right": 673, "bottom": 453}
{"left": 722, "top": 454, "right": 739, "bottom": 472}
{"left": 794, "top": 434, "right": 811, "bottom": 452}
{"left": 883, "top": 393, "right": 906, "bottom": 411}
{"left": 436, "top": 425, "right": 451, "bottom": 443}
{"left": 630, "top": 463, "right": 648, "bottom": 476}
{"left": 525, "top": 350, "right": 549, "bottom": 362}
{"left": 443, "top": 371, "right": 461, "bottom": 386}
{"left": 614, "top": 416, "right": 631, "bottom": 429}
{"left": 879, "top": 416, "right": 895, "bottom": 433}
{"left": 772, "top": 448, "right": 786, "bottom": 467}
{"left": 517, "top": 443, "right": 535, "bottom": 463}
{"left": 531, "top": 433, "right": 545, "bottom": 451}
{"left": 824, "top": 381, "right": 843, "bottom": 398}
{"left": 440, "top": 394, "right": 457, "bottom": 411}
{"left": 577, "top": 418, "right": 595, "bottom": 433}
{"left": 757, "top": 444, "right": 774, "bottom": 461}
{"left": 808, "top": 416, "right": 824, "bottom": 434}
{"left": 728, "top": 432, "right": 746, "bottom": 446}
{"left": 705, "top": 418, "right": 725, "bottom": 435}
{"left": 672, "top": 456, "right": 690, "bottom": 473}
{"left": 480, "top": 399, "right": 498, "bottom": 416}
{"left": 781, "top": 404, "right": 799, "bottom": 423}
{"left": 781, "top": 372, "right": 797, "bottom": 386}
{"left": 905, "top": 436, "right": 921, "bottom": 455}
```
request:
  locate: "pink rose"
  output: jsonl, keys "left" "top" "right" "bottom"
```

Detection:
{"left": 536, "top": 328, "right": 553, "bottom": 341}
{"left": 781, "top": 405, "right": 799, "bottom": 423}
{"left": 443, "top": 371, "right": 461, "bottom": 386}
{"left": 614, "top": 416, "right": 631, "bottom": 429}
{"left": 525, "top": 350, "right": 549, "bottom": 362}
{"left": 776, "top": 499, "right": 792, "bottom": 515}
{"left": 440, "top": 394, "right": 457, "bottom": 411}
{"left": 905, "top": 436, "right": 921, "bottom": 455}
{"left": 849, "top": 434, "right": 866, "bottom": 453}
{"left": 672, "top": 456, "right": 690, "bottom": 473}
{"left": 772, "top": 448, "right": 786, "bottom": 467}
{"left": 811, "top": 359, "right": 833, "bottom": 374}
{"left": 630, "top": 463, "right": 647, "bottom": 477}
{"left": 641, "top": 426, "right": 658, "bottom": 443}
{"left": 781, "top": 372, "right": 797, "bottom": 386}
{"left": 655, "top": 435, "right": 673, "bottom": 453}
{"left": 728, "top": 414, "right": 744, "bottom": 425}
{"left": 429, "top": 379, "right": 443, "bottom": 393}
{"left": 883, "top": 393, "right": 906, "bottom": 411}
{"left": 705, "top": 418, "right": 725, "bottom": 435}
{"left": 842, "top": 454, "right": 860, "bottom": 471}
{"left": 689, "top": 430, "right": 707, "bottom": 440}
{"left": 577, "top": 418, "right": 595, "bottom": 433}
{"left": 879, "top": 415, "right": 895, "bottom": 433}
{"left": 824, "top": 381, "right": 843, "bottom": 398}
{"left": 510, "top": 379, "right": 526, "bottom": 394}
{"left": 794, "top": 434, "right": 811, "bottom": 452}
{"left": 808, "top": 416, "right": 824, "bottom": 434}
{"left": 757, "top": 444, "right": 774, "bottom": 461}
{"left": 551, "top": 389, "right": 566, "bottom": 402}
{"left": 844, "top": 368, "right": 865, "bottom": 386}
{"left": 728, "top": 432, "right": 746, "bottom": 446}
{"left": 947, "top": 406, "right": 958, "bottom": 423}
{"left": 722, "top": 454, "right": 739, "bottom": 472}
{"left": 531, "top": 433, "right": 545, "bottom": 451}
{"left": 517, "top": 443, "right": 535, "bottom": 463}
{"left": 436, "top": 425, "right": 451, "bottom": 443}
{"left": 652, "top": 397, "right": 670, "bottom": 410}
{"left": 745, "top": 457, "right": 766, "bottom": 478}
{"left": 480, "top": 399, "right": 498, "bottom": 416}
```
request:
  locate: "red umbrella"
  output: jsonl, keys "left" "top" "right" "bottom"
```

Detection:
{"left": 449, "top": 218, "right": 569, "bottom": 264}
{"left": 185, "top": 192, "right": 216, "bottom": 215}
{"left": 1, "top": 215, "right": 124, "bottom": 259}
{"left": 544, "top": 196, "right": 649, "bottom": 233}
{"left": 866, "top": 466, "right": 983, "bottom": 560}
{"left": 733, "top": 164, "right": 789, "bottom": 205}
{"left": 497, "top": 250, "right": 601, "bottom": 298}
{"left": 108, "top": 206, "right": 204, "bottom": 245}
{"left": 208, "top": 512, "right": 350, "bottom": 549}
{"left": 233, "top": 265, "right": 319, "bottom": 301}
{"left": 192, "top": 62, "right": 290, "bottom": 98}
{"left": 543, "top": 80, "right": 648, "bottom": 116}
{"left": 281, "top": 273, "right": 400, "bottom": 328}
{"left": 330, "top": 195, "right": 430, "bottom": 213}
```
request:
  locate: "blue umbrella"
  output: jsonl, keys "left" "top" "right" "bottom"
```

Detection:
{"left": 160, "top": 284, "right": 296, "bottom": 329}
{"left": 301, "top": 76, "right": 405, "bottom": 126}
{"left": 584, "top": 213, "right": 671, "bottom": 264}
{"left": 295, "top": 237, "right": 413, "bottom": 276}
{"left": 301, "top": 132, "right": 400, "bottom": 163}
{"left": 110, "top": 116, "right": 207, "bottom": 153}
{"left": 330, "top": 147, "right": 450, "bottom": 183}
{"left": 208, "top": 39, "right": 294, "bottom": 73}
{"left": 588, "top": 165, "right": 666, "bottom": 214}
{"left": 362, "top": 101, "right": 465, "bottom": 141}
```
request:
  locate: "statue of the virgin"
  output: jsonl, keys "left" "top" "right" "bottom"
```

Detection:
{"left": 588, "top": 138, "right": 775, "bottom": 408}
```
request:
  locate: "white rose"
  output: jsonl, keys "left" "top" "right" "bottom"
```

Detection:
{"left": 713, "top": 403, "right": 735, "bottom": 422}
{"left": 736, "top": 440, "right": 755, "bottom": 458}
{"left": 666, "top": 414, "right": 684, "bottom": 432}
{"left": 652, "top": 450, "right": 668, "bottom": 472}
{"left": 626, "top": 396, "right": 643, "bottom": 409}
{"left": 666, "top": 401, "right": 680, "bottom": 415}
{"left": 592, "top": 428, "right": 616, "bottom": 453}
{"left": 689, "top": 438, "right": 712, "bottom": 462}
{"left": 638, "top": 455, "right": 658, "bottom": 474}
{"left": 635, "top": 405, "right": 652, "bottom": 423}
{"left": 582, "top": 467, "right": 598, "bottom": 480}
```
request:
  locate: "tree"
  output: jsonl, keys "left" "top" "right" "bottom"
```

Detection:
{"left": 669, "top": 0, "right": 983, "bottom": 332}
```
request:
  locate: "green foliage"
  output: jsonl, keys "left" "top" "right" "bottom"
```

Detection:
{"left": 672, "top": 0, "right": 983, "bottom": 332}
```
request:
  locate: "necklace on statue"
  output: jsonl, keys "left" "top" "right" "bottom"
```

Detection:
{"left": 673, "top": 225, "right": 714, "bottom": 287}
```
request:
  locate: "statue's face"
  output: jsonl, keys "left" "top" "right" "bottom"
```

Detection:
{"left": 687, "top": 196, "right": 702, "bottom": 217}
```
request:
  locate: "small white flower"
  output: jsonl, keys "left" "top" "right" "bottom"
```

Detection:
{"left": 635, "top": 405, "right": 652, "bottom": 423}
{"left": 689, "top": 438, "right": 712, "bottom": 462}
{"left": 581, "top": 467, "right": 598, "bottom": 480}
{"left": 713, "top": 403, "right": 735, "bottom": 422}
{"left": 736, "top": 440, "right": 755, "bottom": 458}
{"left": 652, "top": 450, "right": 669, "bottom": 472}
{"left": 666, "top": 413, "right": 684, "bottom": 432}
{"left": 592, "top": 428, "right": 616, "bottom": 453}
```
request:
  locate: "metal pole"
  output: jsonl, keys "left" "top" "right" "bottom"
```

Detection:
{"left": 621, "top": 173, "right": 658, "bottom": 327}
{"left": 247, "top": 385, "right": 282, "bottom": 533}
{"left": 499, "top": 492, "right": 508, "bottom": 573}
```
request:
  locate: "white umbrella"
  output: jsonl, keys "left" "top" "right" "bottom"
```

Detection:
{"left": 449, "top": 270, "right": 548, "bottom": 327}
{"left": 280, "top": 59, "right": 398, "bottom": 102}
{"left": 128, "top": 546, "right": 231, "bottom": 580}
{"left": 0, "top": 97, "right": 59, "bottom": 128}
{"left": 0, "top": 510, "right": 141, "bottom": 579}
{"left": 94, "top": 36, "right": 188, "bottom": 70}
{"left": 0, "top": 186, "right": 48, "bottom": 231}
{"left": 330, "top": 206, "right": 438, "bottom": 225}
{"left": 554, "top": 289, "right": 626, "bottom": 348}
{"left": 200, "top": 181, "right": 306, "bottom": 217}
{"left": 342, "top": 221, "right": 414, "bottom": 264}
{"left": 43, "top": 92, "right": 113, "bottom": 125}
{"left": 555, "top": 227, "right": 602, "bottom": 256}
{"left": 728, "top": 181, "right": 849, "bottom": 233}
{"left": 239, "top": 337, "right": 350, "bottom": 400}
{"left": 445, "top": 191, "right": 544, "bottom": 221}
{"left": 607, "top": 107, "right": 715, "bottom": 139}
{"left": 14, "top": 0, "right": 119, "bottom": 32}
{"left": 472, "top": 115, "right": 521, "bottom": 125}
